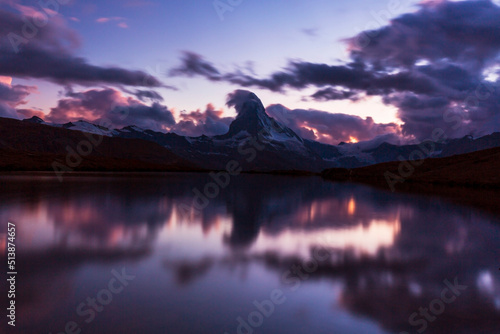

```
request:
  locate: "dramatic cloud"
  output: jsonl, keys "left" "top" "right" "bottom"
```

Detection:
{"left": 170, "top": 104, "right": 232, "bottom": 137}
{"left": 266, "top": 104, "right": 401, "bottom": 145}
{"left": 171, "top": 1, "right": 500, "bottom": 141}
{"left": 0, "top": 4, "right": 161, "bottom": 86}
{"left": 38, "top": 87, "right": 230, "bottom": 137}
{"left": 0, "top": 76, "right": 37, "bottom": 118}
{"left": 4, "top": 82, "right": 401, "bottom": 144}
{"left": 170, "top": 52, "right": 440, "bottom": 96}
{"left": 45, "top": 88, "right": 175, "bottom": 131}
{"left": 345, "top": 0, "right": 500, "bottom": 139}
{"left": 32, "top": 85, "right": 397, "bottom": 143}
{"left": 346, "top": 0, "right": 500, "bottom": 69}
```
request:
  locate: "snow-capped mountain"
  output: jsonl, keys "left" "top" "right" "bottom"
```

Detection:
{"left": 20, "top": 92, "right": 500, "bottom": 172}
{"left": 61, "top": 120, "right": 117, "bottom": 136}
{"left": 212, "top": 92, "right": 320, "bottom": 160}
{"left": 158, "top": 92, "right": 326, "bottom": 171}
{"left": 24, "top": 117, "right": 117, "bottom": 136}
{"left": 218, "top": 92, "right": 302, "bottom": 141}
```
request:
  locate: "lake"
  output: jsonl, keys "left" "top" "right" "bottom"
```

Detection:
{"left": 1, "top": 173, "right": 499, "bottom": 334}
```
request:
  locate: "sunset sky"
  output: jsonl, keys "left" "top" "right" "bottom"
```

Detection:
{"left": 2, "top": 0, "right": 500, "bottom": 144}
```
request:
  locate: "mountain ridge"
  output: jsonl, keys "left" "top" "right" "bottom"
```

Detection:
{"left": 11, "top": 91, "right": 500, "bottom": 172}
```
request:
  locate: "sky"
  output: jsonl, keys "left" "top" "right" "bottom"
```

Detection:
{"left": 1, "top": 0, "right": 500, "bottom": 145}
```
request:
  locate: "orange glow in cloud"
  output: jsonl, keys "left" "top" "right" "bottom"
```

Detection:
{"left": 0, "top": 76, "right": 12, "bottom": 86}
{"left": 349, "top": 136, "right": 358, "bottom": 143}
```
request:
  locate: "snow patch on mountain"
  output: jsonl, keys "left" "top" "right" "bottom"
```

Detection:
{"left": 64, "top": 120, "right": 115, "bottom": 136}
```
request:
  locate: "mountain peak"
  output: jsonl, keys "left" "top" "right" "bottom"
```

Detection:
{"left": 226, "top": 90, "right": 266, "bottom": 118}
{"left": 235, "top": 94, "right": 269, "bottom": 125}
{"left": 237, "top": 93, "right": 266, "bottom": 116}
{"left": 23, "top": 116, "right": 44, "bottom": 124}
{"left": 222, "top": 91, "right": 273, "bottom": 138}
{"left": 219, "top": 91, "right": 303, "bottom": 145}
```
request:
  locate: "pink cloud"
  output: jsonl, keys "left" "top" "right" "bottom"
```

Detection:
{"left": 95, "top": 17, "right": 129, "bottom": 28}
{"left": 0, "top": 81, "right": 38, "bottom": 119}
{"left": 17, "top": 108, "right": 45, "bottom": 119}
{"left": 0, "top": 3, "right": 158, "bottom": 86}
{"left": 96, "top": 16, "right": 125, "bottom": 23}
{"left": 266, "top": 104, "right": 403, "bottom": 145}
{"left": 45, "top": 87, "right": 175, "bottom": 131}
{"left": 170, "top": 104, "right": 232, "bottom": 137}
{"left": 0, "top": 76, "right": 12, "bottom": 86}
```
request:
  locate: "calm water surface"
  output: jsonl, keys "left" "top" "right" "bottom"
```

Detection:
{"left": 0, "top": 173, "right": 499, "bottom": 334}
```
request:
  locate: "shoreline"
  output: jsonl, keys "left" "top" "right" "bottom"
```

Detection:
{"left": 1, "top": 169, "right": 500, "bottom": 217}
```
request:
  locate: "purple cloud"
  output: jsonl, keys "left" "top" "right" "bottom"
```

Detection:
{"left": 0, "top": 4, "right": 161, "bottom": 87}
{"left": 0, "top": 78, "right": 37, "bottom": 118}
{"left": 170, "top": 104, "right": 232, "bottom": 137}
{"left": 170, "top": 1, "right": 500, "bottom": 141}
{"left": 267, "top": 104, "right": 401, "bottom": 145}
{"left": 45, "top": 87, "right": 175, "bottom": 131}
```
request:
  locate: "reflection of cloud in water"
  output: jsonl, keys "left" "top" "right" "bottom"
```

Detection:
{"left": 1, "top": 174, "right": 499, "bottom": 334}
{"left": 253, "top": 218, "right": 401, "bottom": 258}
{"left": 4, "top": 202, "right": 158, "bottom": 251}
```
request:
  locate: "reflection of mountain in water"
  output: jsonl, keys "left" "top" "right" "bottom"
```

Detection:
{"left": 1, "top": 174, "right": 499, "bottom": 334}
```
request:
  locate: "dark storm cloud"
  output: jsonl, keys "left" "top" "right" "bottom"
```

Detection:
{"left": 347, "top": 0, "right": 500, "bottom": 69}
{"left": 0, "top": 5, "right": 162, "bottom": 87}
{"left": 345, "top": 0, "right": 500, "bottom": 139}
